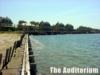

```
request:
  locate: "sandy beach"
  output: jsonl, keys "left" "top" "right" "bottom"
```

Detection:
{"left": 0, "top": 33, "right": 21, "bottom": 55}
{"left": 0, "top": 33, "right": 25, "bottom": 75}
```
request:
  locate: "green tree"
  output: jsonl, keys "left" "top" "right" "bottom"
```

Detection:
{"left": 17, "top": 20, "right": 27, "bottom": 30}
{"left": 30, "top": 21, "right": 39, "bottom": 26}
{"left": 30, "top": 21, "right": 40, "bottom": 32}
{"left": 39, "top": 21, "right": 51, "bottom": 34}
{"left": 65, "top": 24, "right": 74, "bottom": 33}
{"left": 0, "top": 17, "right": 13, "bottom": 27}
{"left": 18, "top": 20, "right": 26, "bottom": 25}
{"left": 0, "top": 17, "right": 13, "bottom": 31}
{"left": 77, "top": 26, "right": 92, "bottom": 33}
{"left": 53, "top": 22, "right": 65, "bottom": 33}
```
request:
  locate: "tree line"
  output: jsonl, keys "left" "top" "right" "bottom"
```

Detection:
{"left": 0, "top": 16, "right": 100, "bottom": 34}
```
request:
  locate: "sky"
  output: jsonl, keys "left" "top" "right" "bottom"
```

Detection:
{"left": 0, "top": 0, "right": 100, "bottom": 29}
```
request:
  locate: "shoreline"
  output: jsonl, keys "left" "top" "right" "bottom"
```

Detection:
{"left": 29, "top": 33, "right": 100, "bottom": 36}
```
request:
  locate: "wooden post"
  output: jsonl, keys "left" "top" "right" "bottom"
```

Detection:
{"left": 0, "top": 54, "right": 2, "bottom": 65}
{"left": 10, "top": 41, "right": 16, "bottom": 60}
{"left": 2, "top": 49, "right": 9, "bottom": 69}
{"left": 7, "top": 47, "right": 12, "bottom": 62}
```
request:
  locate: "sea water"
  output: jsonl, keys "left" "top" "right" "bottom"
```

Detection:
{"left": 30, "top": 34, "right": 100, "bottom": 75}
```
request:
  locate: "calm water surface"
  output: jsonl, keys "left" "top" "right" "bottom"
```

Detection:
{"left": 30, "top": 34, "right": 100, "bottom": 75}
